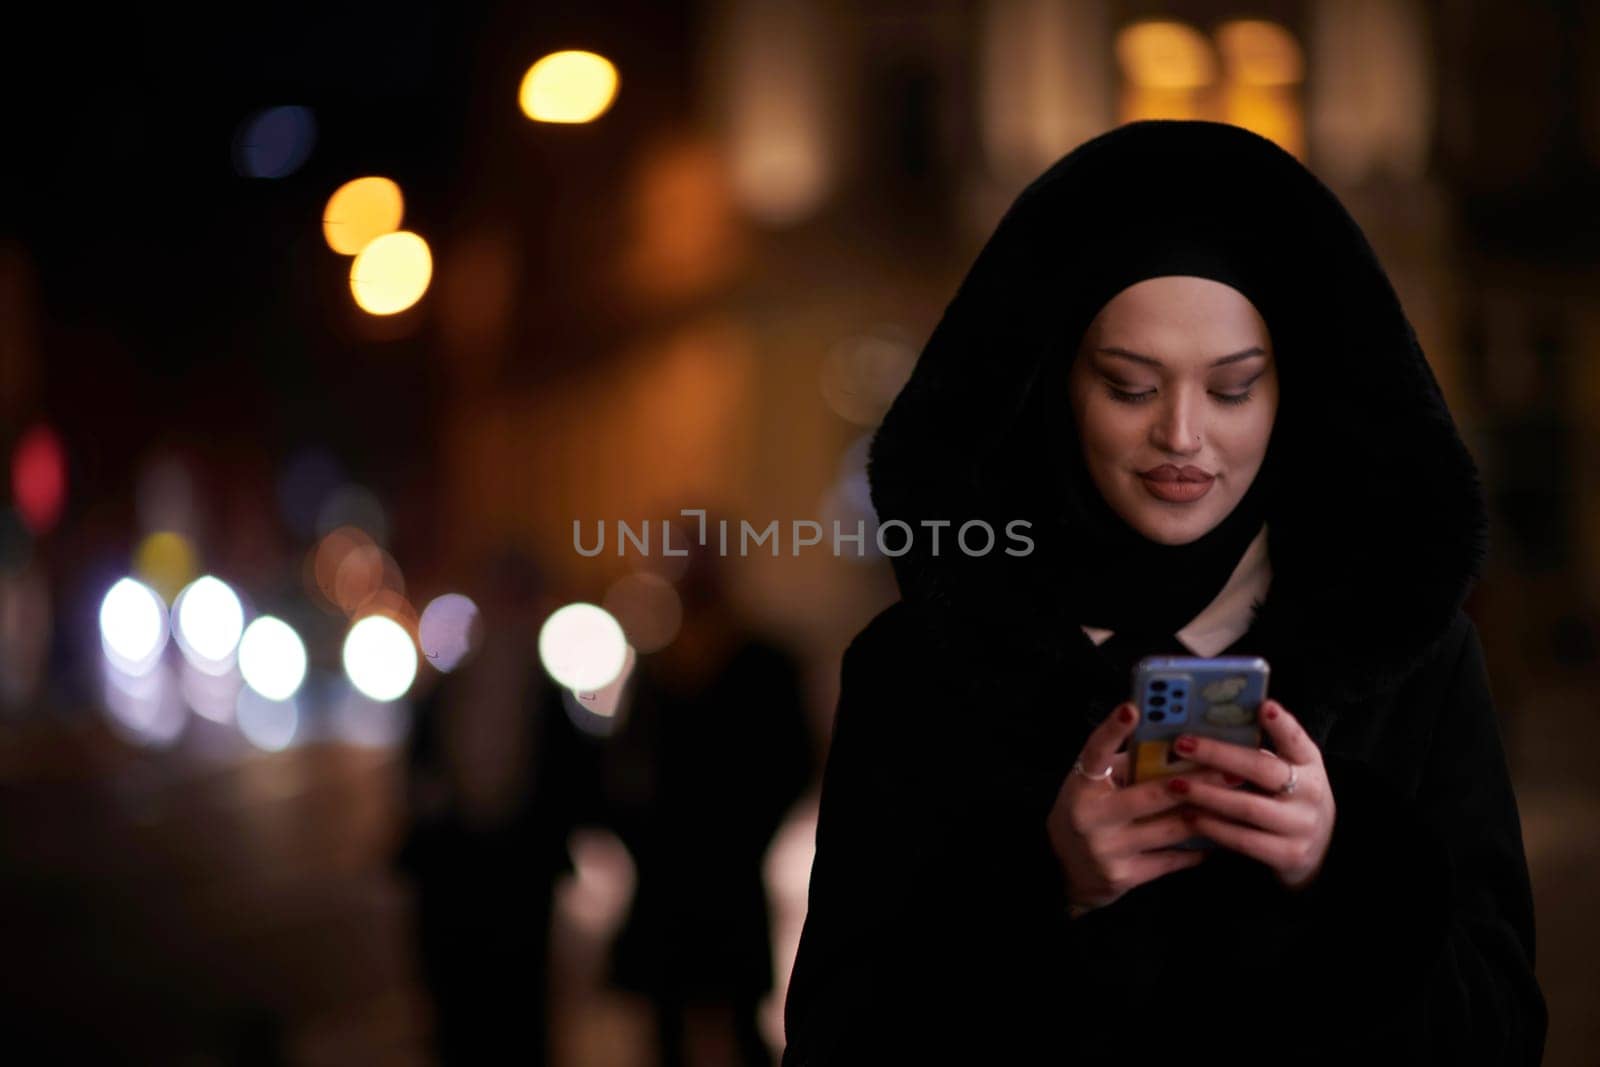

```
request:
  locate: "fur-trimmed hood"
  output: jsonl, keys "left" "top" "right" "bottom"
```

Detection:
{"left": 865, "top": 120, "right": 1487, "bottom": 783}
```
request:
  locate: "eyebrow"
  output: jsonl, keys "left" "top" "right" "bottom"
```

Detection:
{"left": 1094, "top": 345, "right": 1267, "bottom": 369}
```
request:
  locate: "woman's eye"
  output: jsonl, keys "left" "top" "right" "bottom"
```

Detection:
{"left": 1105, "top": 386, "right": 1254, "bottom": 406}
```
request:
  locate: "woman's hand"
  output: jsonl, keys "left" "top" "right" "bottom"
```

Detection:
{"left": 1047, "top": 702, "right": 1233, "bottom": 914}
{"left": 1164, "top": 698, "right": 1336, "bottom": 891}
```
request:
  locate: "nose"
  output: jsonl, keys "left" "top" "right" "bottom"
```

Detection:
{"left": 1150, "top": 389, "right": 1203, "bottom": 455}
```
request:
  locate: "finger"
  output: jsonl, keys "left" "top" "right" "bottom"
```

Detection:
{"left": 1122, "top": 846, "right": 1210, "bottom": 887}
{"left": 1261, "top": 699, "right": 1320, "bottom": 766}
{"left": 1097, "top": 768, "right": 1235, "bottom": 825}
{"left": 1180, "top": 810, "right": 1299, "bottom": 872}
{"left": 1107, "top": 751, "right": 1130, "bottom": 788}
{"left": 1077, "top": 702, "right": 1138, "bottom": 780}
{"left": 1169, "top": 734, "right": 1286, "bottom": 791}
{"left": 1175, "top": 779, "right": 1308, "bottom": 835}
{"left": 1115, "top": 811, "right": 1205, "bottom": 854}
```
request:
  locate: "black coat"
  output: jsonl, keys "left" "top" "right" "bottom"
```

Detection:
{"left": 781, "top": 121, "right": 1546, "bottom": 1064}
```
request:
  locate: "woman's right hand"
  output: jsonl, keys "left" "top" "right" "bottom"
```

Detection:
{"left": 1046, "top": 702, "right": 1227, "bottom": 914}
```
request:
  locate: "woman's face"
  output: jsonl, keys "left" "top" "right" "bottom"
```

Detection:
{"left": 1067, "top": 275, "right": 1278, "bottom": 545}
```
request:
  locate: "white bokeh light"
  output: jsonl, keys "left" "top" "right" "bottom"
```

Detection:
{"left": 179, "top": 659, "right": 242, "bottom": 724}
{"left": 342, "top": 615, "right": 418, "bottom": 702}
{"left": 236, "top": 687, "right": 300, "bottom": 752}
{"left": 538, "top": 602, "right": 629, "bottom": 692}
{"left": 99, "top": 577, "right": 169, "bottom": 675}
{"left": 101, "top": 657, "right": 186, "bottom": 747}
{"left": 418, "top": 593, "right": 480, "bottom": 672}
{"left": 173, "top": 575, "right": 245, "bottom": 670}
{"left": 238, "top": 616, "right": 309, "bottom": 701}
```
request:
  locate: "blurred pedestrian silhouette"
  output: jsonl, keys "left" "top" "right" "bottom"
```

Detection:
{"left": 395, "top": 547, "right": 604, "bottom": 1066}
{"left": 602, "top": 528, "right": 815, "bottom": 1067}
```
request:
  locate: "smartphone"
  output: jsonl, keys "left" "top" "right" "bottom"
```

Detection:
{"left": 1128, "top": 655, "right": 1270, "bottom": 850}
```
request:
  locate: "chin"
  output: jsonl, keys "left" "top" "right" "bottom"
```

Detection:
{"left": 1117, "top": 490, "right": 1229, "bottom": 544}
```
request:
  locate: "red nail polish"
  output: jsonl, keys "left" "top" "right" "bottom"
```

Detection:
{"left": 1173, "top": 736, "right": 1196, "bottom": 754}
{"left": 1119, "top": 705, "right": 1135, "bottom": 724}
{"left": 1167, "top": 777, "right": 1190, "bottom": 794}
{"left": 1264, "top": 703, "right": 1279, "bottom": 721}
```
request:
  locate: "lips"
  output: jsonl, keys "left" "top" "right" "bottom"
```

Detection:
{"left": 1140, "top": 464, "right": 1213, "bottom": 483}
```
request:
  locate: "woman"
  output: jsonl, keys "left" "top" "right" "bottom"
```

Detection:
{"left": 781, "top": 120, "right": 1546, "bottom": 1064}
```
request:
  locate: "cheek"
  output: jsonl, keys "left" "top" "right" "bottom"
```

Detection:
{"left": 1214, "top": 415, "right": 1274, "bottom": 473}
{"left": 1080, "top": 402, "right": 1146, "bottom": 459}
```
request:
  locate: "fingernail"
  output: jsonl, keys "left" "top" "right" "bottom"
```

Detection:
{"left": 1166, "top": 777, "right": 1190, "bottom": 795}
{"left": 1118, "top": 705, "right": 1135, "bottom": 724}
{"left": 1223, "top": 772, "right": 1244, "bottom": 786}
{"left": 1264, "top": 702, "right": 1279, "bottom": 721}
{"left": 1173, "top": 736, "right": 1196, "bottom": 754}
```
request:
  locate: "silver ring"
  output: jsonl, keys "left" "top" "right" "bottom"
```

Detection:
{"left": 1277, "top": 761, "right": 1299, "bottom": 797}
{"left": 1072, "top": 759, "right": 1115, "bottom": 784}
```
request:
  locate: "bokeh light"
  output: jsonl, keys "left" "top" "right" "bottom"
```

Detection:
{"left": 333, "top": 542, "right": 404, "bottom": 615}
{"left": 343, "top": 614, "right": 418, "bottom": 701}
{"left": 323, "top": 176, "right": 404, "bottom": 255}
{"left": 233, "top": 105, "right": 317, "bottom": 179}
{"left": 102, "top": 658, "right": 186, "bottom": 747}
{"left": 350, "top": 231, "right": 433, "bottom": 315}
{"left": 133, "top": 531, "right": 199, "bottom": 605}
{"left": 720, "top": 1, "right": 833, "bottom": 224}
{"left": 1215, "top": 19, "right": 1303, "bottom": 86}
{"left": 179, "top": 659, "right": 242, "bottom": 724}
{"left": 99, "top": 577, "right": 168, "bottom": 676}
{"left": 308, "top": 525, "right": 404, "bottom": 615}
{"left": 236, "top": 687, "right": 299, "bottom": 752}
{"left": 173, "top": 575, "right": 245, "bottom": 672}
{"left": 11, "top": 424, "right": 66, "bottom": 535}
{"left": 538, "top": 602, "right": 629, "bottom": 692}
{"left": 331, "top": 687, "right": 411, "bottom": 747}
{"left": 818, "top": 328, "right": 917, "bottom": 427}
{"left": 419, "top": 593, "right": 480, "bottom": 672}
{"left": 1116, "top": 20, "right": 1217, "bottom": 90}
{"left": 238, "top": 616, "right": 308, "bottom": 701}
{"left": 564, "top": 642, "right": 637, "bottom": 731}
{"left": 519, "top": 50, "right": 619, "bottom": 123}
{"left": 601, "top": 572, "right": 681, "bottom": 653}
{"left": 311, "top": 525, "right": 372, "bottom": 609}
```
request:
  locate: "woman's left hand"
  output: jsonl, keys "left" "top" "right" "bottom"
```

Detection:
{"left": 1164, "top": 699, "right": 1336, "bottom": 891}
